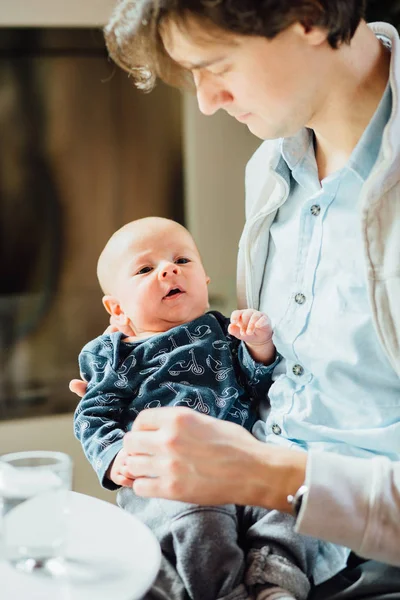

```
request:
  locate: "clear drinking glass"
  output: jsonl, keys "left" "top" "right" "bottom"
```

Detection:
{"left": 0, "top": 450, "right": 73, "bottom": 574}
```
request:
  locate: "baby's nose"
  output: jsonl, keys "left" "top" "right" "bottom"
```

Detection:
{"left": 160, "top": 263, "right": 178, "bottom": 278}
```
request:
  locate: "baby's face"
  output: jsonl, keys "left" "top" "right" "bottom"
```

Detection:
{"left": 110, "top": 224, "right": 210, "bottom": 335}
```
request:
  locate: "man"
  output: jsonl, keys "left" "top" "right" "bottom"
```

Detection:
{"left": 72, "top": 1, "right": 400, "bottom": 597}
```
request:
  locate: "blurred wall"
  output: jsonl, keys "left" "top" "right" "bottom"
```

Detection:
{"left": 0, "top": 29, "right": 182, "bottom": 503}
{"left": 183, "top": 94, "right": 260, "bottom": 315}
{"left": 0, "top": 0, "right": 116, "bottom": 27}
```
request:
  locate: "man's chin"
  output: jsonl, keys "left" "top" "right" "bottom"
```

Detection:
{"left": 246, "top": 119, "right": 301, "bottom": 141}
{"left": 246, "top": 121, "right": 282, "bottom": 141}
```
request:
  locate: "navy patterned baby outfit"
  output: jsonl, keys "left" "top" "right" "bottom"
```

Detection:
{"left": 74, "top": 311, "right": 319, "bottom": 600}
{"left": 74, "top": 311, "right": 276, "bottom": 488}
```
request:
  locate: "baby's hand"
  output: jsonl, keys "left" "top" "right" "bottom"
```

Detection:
{"left": 228, "top": 309, "right": 273, "bottom": 346}
{"left": 107, "top": 448, "right": 135, "bottom": 487}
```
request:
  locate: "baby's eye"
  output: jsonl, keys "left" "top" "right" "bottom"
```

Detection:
{"left": 175, "top": 257, "right": 190, "bottom": 265}
{"left": 136, "top": 266, "right": 153, "bottom": 275}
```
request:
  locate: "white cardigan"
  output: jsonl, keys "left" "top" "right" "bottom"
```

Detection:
{"left": 236, "top": 22, "right": 400, "bottom": 566}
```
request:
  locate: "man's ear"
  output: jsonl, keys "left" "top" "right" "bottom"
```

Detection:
{"left": 102, "top": 295, "right": 129, "bottom": 326}
{"left": 293, "top": 22, "right": 328, "bottom": 47}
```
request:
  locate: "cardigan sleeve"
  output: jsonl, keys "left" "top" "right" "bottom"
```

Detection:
{"left": 295, "top": 450, "right": 400, "bottom": 566}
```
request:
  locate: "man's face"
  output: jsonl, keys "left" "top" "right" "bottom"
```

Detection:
{"left": 162, "top": 17, "right": 329, "bottom": 140}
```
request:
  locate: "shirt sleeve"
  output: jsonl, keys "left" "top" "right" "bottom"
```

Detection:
{"left": 295, "top": 450, "right": 400, "bottom": 567}
{"left": 73, "top": 338, "right": 136, "bottom": 491}
{"left": 237, "top": 341, "right": 282, "bottom": 400}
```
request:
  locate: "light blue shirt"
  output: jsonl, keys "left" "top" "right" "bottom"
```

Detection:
{"left": 256, "top": 84, "right": 400, "bottom": 462}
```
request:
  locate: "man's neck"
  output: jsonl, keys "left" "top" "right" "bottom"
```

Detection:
{"left": 310, "top": 22, "right": 391, "bottom": 181}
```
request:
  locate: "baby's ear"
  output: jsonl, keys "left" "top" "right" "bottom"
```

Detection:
{"left": 206, "top": 275, "right": 211, "bottom": 285}
{"left": 102, "top": 295, "right": 128, "bottom": 325}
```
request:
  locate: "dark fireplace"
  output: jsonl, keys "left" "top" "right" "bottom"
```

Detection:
{"left": 0, "top": 28, "right": 183, "bottom": 420}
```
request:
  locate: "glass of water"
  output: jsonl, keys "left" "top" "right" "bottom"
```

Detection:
{"left": 0, "top": 450, "right": 73, "bottom": 574}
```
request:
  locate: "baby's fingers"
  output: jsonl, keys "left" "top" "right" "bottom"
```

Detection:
{"left": 254, "top": 314, "right": 270, "bottom": 329}
{"left": 243, "top": 311, "right": 264, "bottom": 334}
{"left": 230, "top": 310, "right": 242, "bottom": 325}
{"left": 227, "top": 323, "right": 239, "bottom": 336}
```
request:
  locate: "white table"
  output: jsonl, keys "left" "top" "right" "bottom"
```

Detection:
{"left": 1, "top": 491, "right": 161, "bottom": 600}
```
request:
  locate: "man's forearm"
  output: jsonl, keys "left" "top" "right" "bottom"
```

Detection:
{"left": 241, "top": 440, "right": 307, "bottom": 513}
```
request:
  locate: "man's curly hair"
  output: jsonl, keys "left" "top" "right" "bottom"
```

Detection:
{"left": 104, "top": 0, "right": 367, "bottom": 91}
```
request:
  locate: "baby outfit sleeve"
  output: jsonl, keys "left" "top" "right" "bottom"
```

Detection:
{"left": 237, "top": 342, "right": 282, "bottom": 401}
{"left": 209, "top": 310, "right": 281, "bottom": 401}
{"left": 73, "top": 333, "right": 136, "bottom": 491}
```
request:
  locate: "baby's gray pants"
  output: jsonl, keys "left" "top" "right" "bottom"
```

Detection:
{"left": 118, "top": 488, "right": 319, "bottom": 600}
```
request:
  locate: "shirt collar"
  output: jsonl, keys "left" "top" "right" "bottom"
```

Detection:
{"left": 278, "top": 83, "right": 392, "bottom": 187}
{"left": 347, "top": 82, "right": 392, "bottom": 181}
{"left": 280, "top": 127, "right": 314, "bottom": 172}
{"left": 280, "top": 128, "right": 320, "bottom": 191}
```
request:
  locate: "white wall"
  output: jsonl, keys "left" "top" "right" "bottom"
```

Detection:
{"left": 0, "top": 0, "right": 116, "bottom": 27}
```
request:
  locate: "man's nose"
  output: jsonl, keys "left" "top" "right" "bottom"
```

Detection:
{"left": 194, "top": 72, "right": 233, "bottom": 116}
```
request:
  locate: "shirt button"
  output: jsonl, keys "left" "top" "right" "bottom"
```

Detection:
{"left": 310, "top": 204, "right": 321, "bottom": 216}
{"left": 272, "top": 423, "right": 282, "bottom": 435}
{"left": 295, "top": 293, "right": 306, "bottom": 305}
{"left": 292, "top": 364, "right": 304, "bottom": 376}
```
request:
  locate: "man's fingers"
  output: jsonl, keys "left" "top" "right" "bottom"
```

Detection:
{"left": 108, "top": 317, "right": 135, "bottom": 336}
{"left": 125, "top": 410, "right": 194, "bottom": 456}
{"left": 69, "top": 379, "right": 88, "bottom": 398}
{"left": 133, "top": 477, "right": 164, "bottom": 498}
{"left": 123, "top": 430, "right": 160, "bottom": 455}
{"left": 131, "top": 409, "right": 161, "bottom": 431}
{"left": 103, "top": 325, "right": 120, "bottom": 334}
{"left": 124, "top": 454, "right": 158, "bottom": 478}
{"left": 118, "top": 476, "right": 135, "bottom": 487}
{"left": 131, "top": 406, "right": 194, "bottom": 431}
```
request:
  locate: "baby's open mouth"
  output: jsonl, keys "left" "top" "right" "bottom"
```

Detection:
{"left": 164, "top": 288, "right": 184, "bottom": 299}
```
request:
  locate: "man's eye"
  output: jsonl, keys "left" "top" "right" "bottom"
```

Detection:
{"left": 175, "top": 258, "right": 190, "bottom": 265}
{"left": 136, "top": 266, "right": 153, "bottom": 275}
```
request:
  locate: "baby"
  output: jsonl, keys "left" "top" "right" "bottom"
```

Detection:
{"left": 74, "top": 217, "right": 318, "bottom": 600}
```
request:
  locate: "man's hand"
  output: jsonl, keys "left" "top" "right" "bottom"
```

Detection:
{"left": 69, "top": 379, "right": 88, "bottom": 398}
{"left": 107, "top": 448, "right": 135, "bottom": 487}
{"left": 104, "top": 321, "right": 135, "bottom": 337}
{"left": 123, "top": 408, "right": 258, "bottom": 505}
{"left": 122, "top": 407, "right": 306, "bottom": 511}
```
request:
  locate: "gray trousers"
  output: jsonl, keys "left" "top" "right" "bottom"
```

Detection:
{"left": 118, "top": 488, "right": 319, "bottom": 600}
{"left": 143, "top": 558, "right": 400, "bottom": 600}
{"left": 309, "top": 559, "right": 400, "bottom": 600}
